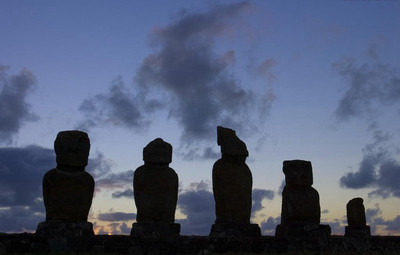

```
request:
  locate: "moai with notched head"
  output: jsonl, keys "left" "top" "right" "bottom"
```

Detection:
{"left": 132, "top": 138, "right": 180, "bottom": 237}
{"left": 275, "top": 160, "right": 330, "bottom": 238}
{"left": 345, "top": 197, "right": 371, "bottom": 237}
{"left": 210, "top": 126, "right": 261, "bottom": 237}
{"left": 36, "top": 130, "right": 95, "bottom": 237}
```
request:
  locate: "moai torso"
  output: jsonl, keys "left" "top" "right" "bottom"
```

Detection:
{"left": 347, "top": 197, "right": 367, "bottom": 228}
{"left": 281, "top": 160, "right": 320, "bottom": 225}
{"left": 43, "top": 130, "right": 94, "bottom": 221}
{"left": 134, "top": 138, "right": 178, "bottom": 223}
{"left": 212, "top": 126, "right": 252, "bottom": 224}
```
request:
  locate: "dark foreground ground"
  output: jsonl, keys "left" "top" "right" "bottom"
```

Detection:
{"left": 1, "top": 233, "right": 400, "bottom": 254}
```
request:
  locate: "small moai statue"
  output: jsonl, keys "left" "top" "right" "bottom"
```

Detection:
{"left": 131, "top": 138, "right": 180, "bottom": 237}
{"left": 275, "top": 160, "right": 330, "bottom": 238}
{"left": 345, "top": 197, "right": 371, "bottom": 237}
{"left": 210, "top": 126, "right": 261, "bottom": 237}
{"left": 36, "top": 130, "right": 95, "bottom": 238}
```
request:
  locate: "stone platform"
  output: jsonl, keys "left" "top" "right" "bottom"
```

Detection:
{"left": 209, "top": 223, "right": 261, "bottom": 237}
{"left": 131, "top": 222, "right": 180, "bottom": 238}
{"left": 1, "top": 233, "right": 400, "bottom": 254}
{"left": 275, "top": 223, "right": 331, "bottom": 238}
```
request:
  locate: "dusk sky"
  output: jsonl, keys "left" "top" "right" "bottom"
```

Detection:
{"left": 1, "top": 0, "right": 399, "bottom": 235}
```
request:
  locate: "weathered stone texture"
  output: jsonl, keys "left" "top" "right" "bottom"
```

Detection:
{"left": 54, "top": 130, "right": 90, "bottom": 167}
{"left": 276, "top": 160, "right": 330, "bottom": 238}
{"left": 347, "top": 197, "right": 367, "bottom": 228}
{"left": 43, "top": 169, "right": 94, "bottom": 221}
{"left": 211, "top": 126, "right": 260, "bottom": 237}
{"left": 345, "top": 197, "right": 371, "bottom": 238}
{"left": 42, "top": 130, "right": 94, "bottom": 222}
{"left": 212, "top": 126, "right": 252, "bottom": 225}
{"left": 134, "top": 138, "right": 179, "bottom": 223}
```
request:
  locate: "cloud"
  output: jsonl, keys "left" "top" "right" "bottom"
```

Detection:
{"left": 112, "top": 189, "right": 134, "bottom": 199}
{"left": 0, "top": 206, "right": 45, "bottom": 233}
{"left": 95, "top": 169, "right": 133, "bottom": 192}
{"left": 260, "top": 216, "right": 280, "bottom": 236}
{"left": 78, "top": 77, "right": 150, "bottom": 132}
{"left": 333, "top": 46, "right": 400, "bottom": 122}
{"left": 97, "top": 212, "right": 136, "bottom": 222}
{"left": 251, "top": 188, "right": 274, "bottom": 217}
{"left": 96, "top": 222, "right": 131, "bottom": 235}
{"left": 179, "top": 146, "right": 220, "bottom": 161}
{"left": 0, "top": 66, "right": 38, "bottom": 144}
{"left": 177, "top": 181, "right": 215, "bottom": 235}
{"left": 365, "top": 203, "right": 400, "bottom": 234}
{"left": 0, "top": 145, "right": 53, "bottom": 207}
{"left": 87, "top": 152, "right": 114, "bottom": 179}
{"left": 0, "top": 145, "right": 52, "bottom": 232}
{"left": 135, "top": 1, "right": 266, "bottom": 142}
{"left": 79, "top": 2, "right": 275, "bottom": 153}
{"left": 339, "top": 130, "right": 400, "bottom": 198}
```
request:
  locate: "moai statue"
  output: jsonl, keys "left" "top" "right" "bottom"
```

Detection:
{"left": 345, "top": 198, "right": 371, "bottom": 237}
{"left": 210, "top": 126, "right": 261, "bottom": 237}
{"left": 275, "top": 160, "right": 330, "bottom": 238}
{"left": 132, "top": 138, "right": 180, "bottom": 237}
{"left": 36, "top": 130, "right": 95, "bottom": 238}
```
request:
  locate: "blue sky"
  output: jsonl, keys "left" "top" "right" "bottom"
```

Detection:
{"left": 1, "top": 0, "right": 400, "bottom": 235}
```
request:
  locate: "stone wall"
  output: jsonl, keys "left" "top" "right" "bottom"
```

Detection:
{"left": 1, "top": 233, "right": 400, "bottom": 254}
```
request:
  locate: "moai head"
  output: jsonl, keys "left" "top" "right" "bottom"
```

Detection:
{"left": 347, "top": 197, "right": 367, "bottom": 227}
{"left": 217, "top": 126, "right": 248, "bottom": 159}
{"left": 283, "top": 160, "right": 313, "bottom": 187}
{"left": 143, "top": 138, "right": 172, "bottom": 165}
{"left": 54, "top": 130, "right": 90, "bottom": 168}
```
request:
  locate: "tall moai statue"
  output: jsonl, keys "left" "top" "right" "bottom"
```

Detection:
{"left": 210, "top": 126, "right": 261, "bottom": 237}
{"left": 132, "top": 138, "right": 180, "bottom": 237}
{"left": 275, "top": 160, "right": 330, "bottom": 238}
{"left": 36, "top": 130, "right": 95, "bottom": 237}
{"left": 345, "top": 198, "right": 371, "bottom": 237}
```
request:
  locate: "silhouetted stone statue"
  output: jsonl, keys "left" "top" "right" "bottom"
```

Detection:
{"left": 275, "top": 160, "right": 330, "bottom": 238}
{"left": 36, "top": 130, "right": 95, "bottom": 240}
{"left": 345, "top": 198, "right": 371, "bottom": 237}
{"left": 210, "top": 126, "right": 261, "bottom": 237}
{"left": 131, "top": 138, "right": 180, "bottom": 237}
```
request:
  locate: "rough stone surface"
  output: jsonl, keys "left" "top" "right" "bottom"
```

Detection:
{"left": 133, "top": 138, "right": 179, "bottom": 226}
{"left": 143, "top": 137, "right": 172, "bottom": 164}
{"left": 42, "top": 130, "right": 94, "bottom": 222}
{"left": 131, "top": 222, "right": 180, "bottom": 238}
{"left": 54, "top": 130, "right": 90, "bottom": 167}
{"left": 347, "top": 197, "right": 367, "bottom": 228}
{"left": 42, "top": 168, "right": 95, "bottom": 221}
{"left": 212, "top": 126, "right": 259, "bottom": 236}
{"left": 281, "top": 186, "right": 320, "bottom": 225}
{"left": 209, "top": 223, "right": 261, "bottom": 237}
{"left": 217, "top": 126, "right": 248, "bottom": 156}
{"left": 2, "top": 234, "right": 400, "bottom": 254}
{"left": 283, "top": 159, "right": 313, "bottom": 187}
{"left": 277, "top": 160, "right": 329, "bottom": 238}
{"left": 36, "top": 221, "right": 94, "bottom": 237}
{"left": 345, "top": 197, "right": 371, "bottom": 238}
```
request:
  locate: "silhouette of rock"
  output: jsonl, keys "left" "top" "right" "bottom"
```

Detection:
{"left": 345, "top": 197, "right": 371, "bottom": 238}
{"left": 276, "top": 160, "right": 330, "bottom": 238}
{"left": 210, "top": 126, "right": 260, "bottom": 237}
{"left": 132, "top": 138, "right": 180, "bottom": 237}
{"left": 36, "top": 130, "right": 94, "bottom": 238}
